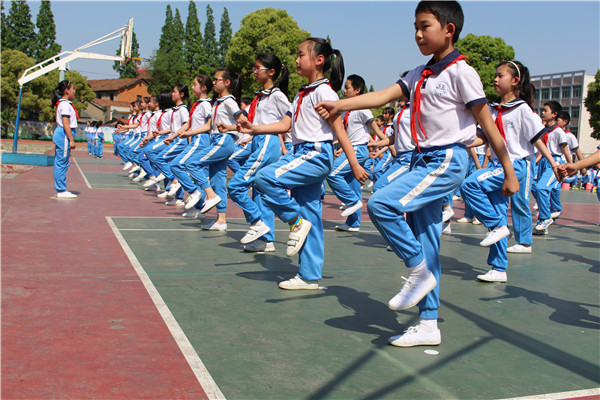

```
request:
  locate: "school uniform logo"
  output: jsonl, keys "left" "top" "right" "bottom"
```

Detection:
{"left": 433, "top": 82, "right": 448, "bottom": 97}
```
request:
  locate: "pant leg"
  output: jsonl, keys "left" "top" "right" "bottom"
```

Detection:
{"left": 511, "top": 159, "right": 534, "bottom": 246}
{"left": 171, "top": 138, "right": 204, "bottom": 194}
{"left": 326, "top": 145, "right": 369, "bottom": 206}
{"left": 227, "top": 143, "right": 253, "bottom": 174}
{"left": 53, "top": 127, "right": 70, "bottom": 192}
{"left": 373, "top": 152, "right": 412, "bottom": 192}
{"left": 532, "top": 158, "right": 557, "bottom": 221}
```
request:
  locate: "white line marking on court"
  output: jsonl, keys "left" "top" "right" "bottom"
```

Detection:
{"left": 73, "top": 158, "right": 92, "bottom": 189}
{"left": 501, "top": 387, "right": 599, "bottom": 400}
{"left": 106, "top": 216, "right": 226, "bottom": 400}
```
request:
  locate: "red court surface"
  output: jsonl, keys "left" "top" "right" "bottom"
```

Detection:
{"left": 2, "top": 145, "right": 599, "bottom": 399}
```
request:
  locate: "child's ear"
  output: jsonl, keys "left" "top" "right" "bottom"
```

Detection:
{"left": 445, "top": 22, "right": 456, "bottom": 40}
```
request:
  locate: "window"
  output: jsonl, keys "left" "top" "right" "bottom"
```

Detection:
{"left": 541, "top": 88, "right": 550, "bottom": 100}
{"left": 570, "top": 127, "right": 578, "bottom": 136}
{"left": 552, "top": 87, "right": 560, "bottom": 99}
{"left": 137, "top": 95, "right": 142, "bottom": 101}
{"left": 572, "top": 85, "right": 582, "bottom": 98}
{"left": 571, "top": 106, "right": 580, "bottom": 119}
{"left": 562, "top": 86, "right": 571, "bottom": 98}
{"left": 535, "top": 88, "right": 540, "bottom": 100}
{"left": 562, "top": 106, "right": 570, "bottom": 116}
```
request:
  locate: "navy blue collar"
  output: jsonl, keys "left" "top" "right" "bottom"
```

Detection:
{"left": 217, "top": 95, "right": 235, "bottom": 103}
{"left": 490, "top": 98, "right": 526, "bottom": 109}
{"left": 300, "top": 78, "right": 330, "bottom": 91}
{"left": 256, "top": 87, "right": 281, "bottom": 96}
{"left": 425, "top": 49, "right": 462, "bottom": 75}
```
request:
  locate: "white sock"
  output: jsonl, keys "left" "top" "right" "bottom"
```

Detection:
{"left": 409, "top": 259, "right": 429, "bottom": 278}
{"left": 419, "top": 318, "right": 438, "bottom": 332}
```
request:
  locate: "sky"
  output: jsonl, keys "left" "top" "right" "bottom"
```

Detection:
{"left": 22, "top": 1, "right": 600, "bottom": 90}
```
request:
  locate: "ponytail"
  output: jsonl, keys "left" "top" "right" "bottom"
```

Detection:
{"left": 52, "top": 80, "right": 72, "bottom": 107}
{"left": 175, "top": 84, "right": 190, "bottom": 107}
{"left": 256, "top": 53, "right": 289, "bottom": 96}
{"left": 498, "top": 60, "right": 534, "bottom": 108}
{"left": 214, "top": 68, "right": 242, "bottom": 106}
{"left": 305, "top": 38, "right": 345, "bottom": 91}
{"left": 194, "top": 74, "right": 214, "bottom": 97}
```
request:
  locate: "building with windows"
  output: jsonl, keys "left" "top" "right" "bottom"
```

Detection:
{"left": 85, "top": 76, "right": 151, "bottom": 124}
{"left": 531, "top": 70, "right": 598, "bottom": 154}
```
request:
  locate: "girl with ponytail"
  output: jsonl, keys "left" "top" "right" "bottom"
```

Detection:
{"left": 238, "top": 38, "right": 369, "bottom": 289}
{"left": 52, "top": 80, "right": 78, "bottom": 199}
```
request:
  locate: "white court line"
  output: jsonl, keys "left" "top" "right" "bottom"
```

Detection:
{"left": 502, "top": 387, "right": 599, "bottom": 400}
{"left": 106, "top": 217, "right": 226, "bottom": 400}
{"left": 73, "top": 158, "right": 92, "bottom": 189}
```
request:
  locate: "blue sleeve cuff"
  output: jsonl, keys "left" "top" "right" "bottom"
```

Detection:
{"left": 286, "top": 111, "right": 293, "bottom": 118}
{"left": 530, "top": 127, "right": 547, "bottom": 144}
{"left": 233, "top": 110, "right": 243, "bottom": 117}
{"left": 466, "top": 97, "right": 488, "bottom": 109}
{"left": 365, "top": 118, "right": 374, "bottom": 125}
{"left": 396, "top": 80, "right": 410, "bottom": 99}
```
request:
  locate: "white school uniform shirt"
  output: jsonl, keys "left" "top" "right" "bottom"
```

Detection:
{"left": 170, "top": 104, "right": 189, "bottom": 133}
{"left": 56, "top": 99, "right": 78, "bottom": 128}
{"left": 189, "top": 99, "right": 212, "bottom": 130}
{"left": 382, "top": 123, "right": 394, "bottom": 138}
{"left": 489, "top": 98, "right": 547, "bottom": 161}
{"left": 397, "top": 49, "right": 487, "bottom": 149}
{"left": 159, "top": 109, "right": 174, "bottom": 132}
{"left": 545, "top": 123, "right": 568, "bottom": 156}
{"left": 564, "top": 131, "right": 579, "bottom": 152}
{"left": 392, "top": 103, "right": 415, "bottom": 153}
{"left": 211, "top": 95, "right": 242, "bottom": 138}
{"left": 146, "top": 111, "right": 160, "bottom": 135}
{"left": 288, "top": 78, "right": 338, "bottom": 145}
{"left": 343, "top": 109, "right": 373, "bottom": 146}
{"left": 252, "top": 87, "right": 291, "bottom": 125}
{"left": 139, "top": 111, "right": 152, "bottom": 133}
{"left": 134, "top": 113, "right": 144, "bottom": 135}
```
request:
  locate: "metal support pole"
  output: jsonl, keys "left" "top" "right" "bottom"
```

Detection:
{"left": 12, "top": 86, "right": 23, "bottom": 154}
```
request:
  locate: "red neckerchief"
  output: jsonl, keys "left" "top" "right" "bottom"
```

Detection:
{"left": 396, "top": 104, "right": 409, "bottom": 133}
{"left": 343, "top": 111, "right": 350, "bottom": 130}
{"left": 156, "top": 110, "right": 167, "bottom": 131}
{"left": 247, "top": 93, "right": 262, "bottom": 123}
{"left": 542, "top": 123, "right": 559, "bottom": 146}
{"left": 294, "top": 81, "right": 332, "bottom": 122}
{"left": 56, "top": 99, "right": 79, "bottom": 120}
{"left": 411, "top": 54, "right": 468, "bottom": 152}
{"left": 189, "top": 100, "right": 200, "bottom": 120}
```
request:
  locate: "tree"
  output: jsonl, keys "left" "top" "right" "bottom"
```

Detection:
{"left": 32, "top": 0, "right": 61, "bottom": 62}
{"left": 4, "top": 0, "right": 36, "bottom": 57}
{"left": 184, "top": 0, "right": 204, "bottom": 75}
{"left": 455, "top": 33, "right": 515, "bottom": 101}
{"left": 149, "top": 5, "right": 187, "bottom": 94}
{"left": 225, "top": 8, "right": 310, "bottom": 100}
{"left": 113, "top": 29, "right": 140, "bottom": 78}
{"left": 218, "top": 7, "right": 232, "bottom": 68}
{"left": 1, "top": 49, "right": 94, "bottom": 135}
{"left": 584, "top": 69, "right": 600, "bottom": 140}
{"left": 201, "top": 4, "right": 219, "bottom": 74}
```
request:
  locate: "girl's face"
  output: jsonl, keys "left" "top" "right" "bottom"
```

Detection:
{"left": 140, "top": 100, "right": 148, "bottom": 110}
{"left": 148, "top": 98, "right": 157, "bottom": 110}
{"left": 344, "top": 80, "right": 360, "bottom": 99}
{"left": 213, "top": 71, "right": 228, "bottom": 95}
{"left": 493, "top": 64, "right": 518, "bottom": 96}
{"left": 65, "top": 84, "right": 76, "bottom": 100}
{"left": 414, "top": 11, "right": 453, "bottom": 57}
{"left": 296, "top": 41, "right": 320, "bottom": 78}
{"left": 253, "top": 60, "right": 273, "bottom": 85}
{"left": 172, "top": 87, "right": 182, "bottom": 103}
{"left": 192, "top": 78, "right": 204, "bottom": 97}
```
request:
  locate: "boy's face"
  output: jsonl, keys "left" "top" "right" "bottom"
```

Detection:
{"left": 541, "top": 105, "right": 556, "bottom": 123}
{"left": 556, "top": 117, "right": 568, "bottom": 129}
{"left": 414, "top": 11, "right": 453, "bottom": 56}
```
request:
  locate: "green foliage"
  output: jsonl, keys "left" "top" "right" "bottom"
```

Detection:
{"left": 584, "top": 69, "right": 600, "bottom": 140}
{"left": 4, "top": 0, "right": 36, "bottom": 57}
{"left": 202, "top": 4, "right": 219, "bottom": 74}
{"left": 218, "top": 7, "right": 232, "bottom": 67}
{"left": 225, "top": 8, "right": 310, "bottom": 101}
{"left": 184, "top": 0, "right": 204, "bottom": 75}
{"left": 32, "top": 0, "right": 61, "bottom": 62}
{"left": 149, "top": 5, "right": 187, "bottom": 94}
{"left": 455, "top": 33, "right": 515, "bottom": 101}
{"left": 113, "top": 30, "right": 140, "bottom": 78}
{"left": 1, "top": 49, "right": 94, "bottom": 127}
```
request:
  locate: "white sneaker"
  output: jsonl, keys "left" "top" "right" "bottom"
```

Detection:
{"left": 507, "top": 244, "right": 532, "bottom": 254}
{"left": 477, "top": 269, "right": 507, "bottom": 283}
{"left": 143, "top": 178, "right": 158, "bottom": 188}
{"left": 442, "top": 206, "right": 454, "bottom": 222}
{"left": 167, "top": 182, "right": 181, "bottom": 197}
{"left": 165, "top": 199, "right": 185, "bottom": 207}
{"left": 388, "top": 269, "right": 437, "bottom": 311}
{"left": 452, "top": 195, "right": 462, "bottom": 201}
{"left": 132, "top": 170, "right": 147, "bottom": 182}
{"left": 201, "top": 221, "right": 227, "bottom": 231}
{"left": 388, "top": 325, "right": 441, "bottom": 347}
{"left": 241, "top": 220, "right": 271, "bottom": 244}
{"left": 472, "top": 217, "right": 482, "bottom": 225}
{"left": 278, "top": 275, "right": 318, "bottom": 290}
{"left": 367, "top": 181, "right": 374, "bottom": 188}
{"left": 144, "top": 184, "right": 160, "bottom": 192}
{"left": 122, "top": 162, "right": 133, "bottom": 170}
{"left": 442, "top": 222, "right": 451, "bottom": 235}
{"left": 535, "top": 219, "right": 553, "bottom": 231}
{"left": 456, "top": 217, "right": 473, "bottom": 223}
{"left": 286, "top": 219, "right": 312, "bottom": 257}
{"left": 128, "top": 172, "right": 136, "bottom": 179}
{"left": 339, "top": 203, "right": 347, "bottom": 210}
{"left": 533, "top": 229, "right": 549, "bottom": 236}
{"left": 55, "top": 191, "right": 77, "bottom": 199}
{"left": 157, "top": 191, "right": 170, "bottom": 199}
{"left": 243, "top": 240, "right": 275, "bottom": 253}
{"left": 387, "top": 246, "right": 394, "bottom": 252}
{"left": 533, "top": 203, "right": 538, "bottom": 210}
{"left": 129, "top": 164, "right": 140, "bottom": 173}
{"left": 184, "top": 190, "right": 202, "bottom": 210}
{"left": 550, "top": 211, "right": 561, "bottom": 219}
{"left": 182, "top": 209, "right": 203, "bottom": 219}
{"left": 341, "top": 200, "right": 363, "bottom": 217}
{"left": 480, "top": 225, "right": 510, "bottom": 247}
{"left": 335, "top": 224, "right": 360, "bottom": 232}
{"left": 200, "top": 195, "right": 222, "bottom": 214}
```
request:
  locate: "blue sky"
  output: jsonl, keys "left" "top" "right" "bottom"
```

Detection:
{"left": 24, "top": 1, "right": 600, "bottom": 90}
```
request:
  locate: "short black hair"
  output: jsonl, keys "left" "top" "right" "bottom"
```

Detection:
{"left": 346, "top": 74, "right": 366, "bottom": 95}
{"left": 383, "top": 107, "right": 396, "bottom": 116}
{"left": 558, "top": 111, "right": 570, "bottom": 123}
{"left": 415, "top": 1, "right": 464, "bottom": 43}
{"left": 544, "top": 100, "right": 562, "bottom": 116}
{"left": 240, "top": 97, "right": 253, "bottom": 106}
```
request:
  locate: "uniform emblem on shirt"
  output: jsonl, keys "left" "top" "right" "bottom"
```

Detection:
{"left": 434, "top": 82, "right": 448, "bottom": 97}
